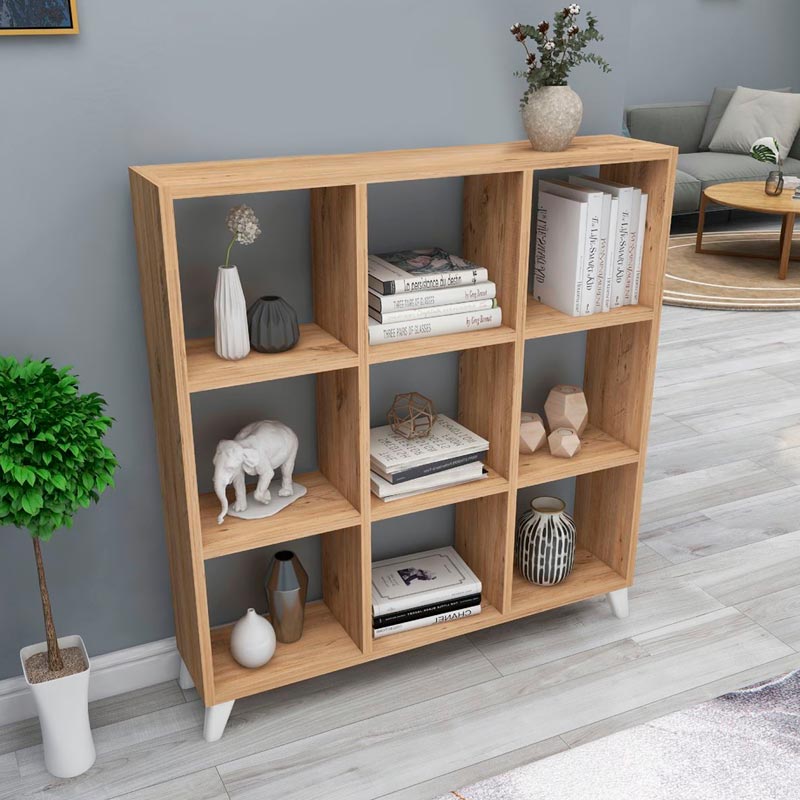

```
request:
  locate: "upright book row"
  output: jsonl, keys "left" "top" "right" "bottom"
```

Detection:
{"left": 534, "top": 177, "right": 649, "bottom": 317}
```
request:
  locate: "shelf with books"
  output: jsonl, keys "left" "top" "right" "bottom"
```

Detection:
{"left": 185, "top": 325, "right": 359, "bottom": 393}
{"left": 200, "top": 470, "right": 361, "bottom": 559}
{"left": 524, "top": 297, "right": 654, "bottom": 340}
{"left": 368, "top": 324, "right": 516, "bottom": 364}
{"left": 510, "top": 548, "right": 626, "bottom": 619}
{"left": 370, "top": 465, "right": 508, "bottom": 521}
{"left": 517, "top": 425, "right": 639, "bottom": 488}
{"left": 211, "top": 600, "right": 364, "bottom": 703}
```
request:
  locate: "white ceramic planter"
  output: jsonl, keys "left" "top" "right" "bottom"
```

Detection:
{"left": 20, "top": 634, "right": 95, "bottom": 778}
{"left": 521, "top": 85, "right": 583, "bottom": 152}
{"left": 214, "top": 265, "right": 250, "bottom": 360}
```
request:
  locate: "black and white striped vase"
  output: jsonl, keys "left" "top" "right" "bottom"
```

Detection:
{"left": 515, "top": 496, "right": 576, "bottom": 585}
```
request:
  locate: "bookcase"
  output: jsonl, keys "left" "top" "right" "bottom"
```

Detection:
{"left": 129, "top": 135, "right": 677, "bottom": 740}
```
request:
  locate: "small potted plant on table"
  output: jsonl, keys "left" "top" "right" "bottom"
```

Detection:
{"left": 0, "top": 357, "right": 118, "bottom": 778}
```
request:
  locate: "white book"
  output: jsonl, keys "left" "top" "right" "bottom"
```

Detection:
{"left": 632, "top": 193, "right": 648, "bottom": 305}
{"left": 532, "top": 191, "right": 587, "bottom": 317}
{"left": 371, "top": 546, "right": 482, "bottom": 616}
{"left": 602, "top": 197, "right": 619, "bottom": 312}
{"left": 569, "top": 177, "right": 634, "bottom": 309}
{"left": 368, "top": 307, "right": 502, "bottom": 346}
{"left": 373, "top": 603, "right": 482, "bottom": 638}
{"left": 371, "top": 462, "right": 486, "bottom": 500}
{"left": 368, "top": 283, "right": 497, "bottom": 313}
{"left": 368, "top": 249, "right": 489, "bottom": 295}
{"left": 623, "top": 188, "right": 642, "bottom": 304}
{"left": 539, "top": 180, "right": 604, "bottom": 315}
{"left": 370, "top": 414, "right": 489, "bottom": 473}
{"left": 369, "top": 298, "right": 496, "bottom": 324}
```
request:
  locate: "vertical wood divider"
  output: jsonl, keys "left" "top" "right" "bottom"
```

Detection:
{"left": 129, "top": 174, "right": 215, "bottom": 704}
{"left": 576, "top": 153, "right": 677, "bottom": 581}
{"left": 458, "top": 170, "right": 532, "bottom": 613}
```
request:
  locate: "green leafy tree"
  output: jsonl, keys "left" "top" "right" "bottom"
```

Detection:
{"left": 0, "top": 357, "right": 118, "bottom": 672}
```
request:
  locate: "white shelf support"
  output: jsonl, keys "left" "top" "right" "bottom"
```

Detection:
{"left": 607, "top": 588, "right": 629, "bottom": 619}
{"left": 178, "top": 658, "right": 195, "bottom": 691}
{"left": 203, "top": 700, "right": 235, "bottom": 742}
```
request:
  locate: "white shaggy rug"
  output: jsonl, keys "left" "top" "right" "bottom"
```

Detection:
{"left": 438, "top": 670, "right": 800, "bottom": 800}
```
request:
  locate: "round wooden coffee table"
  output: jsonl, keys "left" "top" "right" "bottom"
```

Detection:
{"left": 695, "top": 180, "right": 799, "bottom": 279}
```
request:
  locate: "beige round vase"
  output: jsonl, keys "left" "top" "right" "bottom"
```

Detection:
{"left": 521, "top": 85, "right": 583, "bottom": 152}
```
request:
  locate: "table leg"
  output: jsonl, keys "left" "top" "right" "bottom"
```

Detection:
{"left": 695, "top": 193, "right": 708, "bottom": 253}
{"left": 779, "top": 213, "right": 795, "bottom": 280}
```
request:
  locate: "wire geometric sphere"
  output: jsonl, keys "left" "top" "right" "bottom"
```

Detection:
{"left": 387, "top": 392, "right": 438, "bottom": 439}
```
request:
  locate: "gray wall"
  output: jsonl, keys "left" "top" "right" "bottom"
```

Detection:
{"left": 0, "top": 0, "right": 792, "bottom": 680}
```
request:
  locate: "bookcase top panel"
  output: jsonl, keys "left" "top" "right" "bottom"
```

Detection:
{"left": 131, "top": 136, "right": 675, "bottom": 199}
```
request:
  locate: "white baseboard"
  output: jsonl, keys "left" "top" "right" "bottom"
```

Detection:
{"left": 0, "top": 637, "right": 180, "bottom": 726}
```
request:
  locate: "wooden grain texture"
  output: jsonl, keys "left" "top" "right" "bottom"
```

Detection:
{"left": 212, "top": 602, "right": 364, "bottom": 703}
{"left": 369, "top": 467, "right": 509, "bottom": 521}
{"left": 525, "top": 297, "right": 654, "bottom": 339}
{"left": 199, "top": 471, "right": 361, "bottom": 560}
{"left": 367, "top": 324, "right": 516, "bottom": 364}
{"left": 131, "top": 136, "right": 671, "bottom": 198}
{"left": 703, "top": 180, "right": 800, "bottom": 214}
{"left": 517, "top": 424, "right": 639, "bottom": 487}
{"left": 129, "top": 173, "right": 215, "bottom": 703}
{"left": 185, "top": 326, "right": 358, "bottom": 392}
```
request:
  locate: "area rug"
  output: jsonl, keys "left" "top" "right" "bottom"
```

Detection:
{"left": 665, "top": 230, "right": 800, "bottom": 310}
{"left": 438, "top": 669, "right": 800, "bottom": 800}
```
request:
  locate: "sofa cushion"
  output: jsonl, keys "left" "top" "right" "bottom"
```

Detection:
{"left": 625, "top": 102, "right": 709, "bottom": 154}
{"left": 673, "top": 169, "right": 702, "bottom": 214}
{"left": 699, "top": 87, "right": 790, "bottom": 151}
{"left": 677, "top": 151, "right": 796, "bottom": 188}
{"left": 709, "top": 87, "right": 800, "bottom": 160}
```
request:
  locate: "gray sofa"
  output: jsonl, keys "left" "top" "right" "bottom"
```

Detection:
{"left": 625, "top": 101, "right": 800, "bottom": 214}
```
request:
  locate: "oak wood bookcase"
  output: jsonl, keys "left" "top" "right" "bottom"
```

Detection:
{"left": 130, "top": 135, "right": 677, "bottom": 740}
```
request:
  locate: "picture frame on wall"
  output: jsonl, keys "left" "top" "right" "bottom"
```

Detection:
{"left": 0, "top": 0, "right": 79, "bottom": 36}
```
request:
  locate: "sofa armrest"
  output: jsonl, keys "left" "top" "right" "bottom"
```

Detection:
{"left": 625, "top": 102, "right": 709, "bottom": 153}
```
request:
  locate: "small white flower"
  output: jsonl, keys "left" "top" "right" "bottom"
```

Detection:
{"left": 569, "top": 4, "right": 581, "bottom": 15}
{"left": 544, "top": 40, "right": 556, "bottom": 51}
{"left": 226, "top": 205, "right": 262, "bottom": 246}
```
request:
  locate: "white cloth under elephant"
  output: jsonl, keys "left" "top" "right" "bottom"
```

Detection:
{"left": 213, "top": 420, "right": 304, "bottom": 524}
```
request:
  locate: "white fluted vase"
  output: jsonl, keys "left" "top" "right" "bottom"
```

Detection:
{"left": 515, "top": 496, "right": 576, "bottom": 585}
{"left": 214, "top": 266, "right": 250, "bottom": 360}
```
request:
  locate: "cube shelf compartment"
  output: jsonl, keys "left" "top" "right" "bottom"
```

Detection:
{"left": 130, "top": 135, "right": 676, "bottom": 725}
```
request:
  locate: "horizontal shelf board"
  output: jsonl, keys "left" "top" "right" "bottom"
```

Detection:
{"left": 200, "top": 470, "right": 361, "bottom": 560}
{"left": 132, "top": 136, "right": 673, "bottom": 198}
{"left": 525, "top": 298, "right": 654, "bottom": 340}
{"left": 368, "top": 325, "right": 516, "bottom": 364}
{"left": 370, "top": 467, "right": 509, "bottom": 521}
{"left": 186, "top": 323, "right": 358, "bottom": 392}
{"left": 510, "top": 548, "right": 626, "bottom": 618}
{"left": 517, "top": 424, "right": 639, "bottom": 487}
{"left": 212, "top": 601, "right": 363, "bottom": 703}
{"left": 370, "top": 601, "right": 503, "bottom": 658}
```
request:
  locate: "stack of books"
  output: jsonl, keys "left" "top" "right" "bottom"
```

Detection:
{"left": 371, "top": 546, "right": 482, "bottom": 638}
{"left": 370, "top": 415, "right": 489, "bottom": 502}
{"left": 533, "top": 177, "right": 649, "bottom": 317}
{"left": 368, "top": 248, "right": 502, "bottom": 345}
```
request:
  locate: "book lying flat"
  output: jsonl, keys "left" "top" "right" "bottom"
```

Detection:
{"left": 369, "top": 297, "right": 497, "bottom": 324}
{"left": 368, "top": 307, "right": 502, "bottom": 345}
{"left": 373, "top": 603, "right": 482, "bottom": 638}
{"left": 373, "top": 592, "right": 482, "bottom": 629}
{"left": 368, "top": 283, "right": 496, "bottom": 313}
{"left": 371, "top": 546, "right": 482, "bottom": 616}
{"left": 372, "top": 450, "right": 486, "bottom": 485}
{"left": 371, "top": 462, "right": 487, "bottom": 500}
{"left": 368, "top": 248, "right": 489, "bottom": 295}
{"left": 370, "top": 415, "right": 489, "bottom": 474}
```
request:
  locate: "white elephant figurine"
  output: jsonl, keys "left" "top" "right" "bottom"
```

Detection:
{"left": 213, "top": 420, "right": 299, "bottom": 525}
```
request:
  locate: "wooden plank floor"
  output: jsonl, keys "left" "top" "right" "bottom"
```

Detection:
{"left": 4, "top": 274, "right": 800, "bottom": 797}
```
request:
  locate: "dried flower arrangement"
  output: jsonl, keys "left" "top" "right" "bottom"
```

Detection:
{"left": 511, "top": 5, "right": 610, "bottom": 106}
{"left": 223, "top": 204, "right": 262, "bottom": 268}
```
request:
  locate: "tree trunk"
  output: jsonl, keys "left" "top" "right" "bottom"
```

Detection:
{"left": 33, "top": 538, "right": 63, "bottom": 672}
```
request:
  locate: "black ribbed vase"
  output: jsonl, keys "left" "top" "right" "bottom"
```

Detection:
{"left": 247, "top": 296, "right": 300, "bottom": 353}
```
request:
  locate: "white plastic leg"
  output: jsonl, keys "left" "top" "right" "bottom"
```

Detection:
{"left": 178, "top": 658, "right": 195, "bottom": 691}
{"left": 203, "top": 700, "right": 235, "bottom": 742}
{"left": 607, "top": 587, "right": 629, "bottom": 619}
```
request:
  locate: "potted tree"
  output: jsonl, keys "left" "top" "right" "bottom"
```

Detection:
{"left": 0, "top": 357, "right": 118, "bottom": 778}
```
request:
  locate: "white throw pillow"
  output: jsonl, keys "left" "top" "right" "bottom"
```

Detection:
{"left": 709, "top": 86, "right": 800, "bottom": 160}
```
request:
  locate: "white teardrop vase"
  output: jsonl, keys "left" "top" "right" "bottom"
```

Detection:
{"left": 214, "top": 265, "right": 250, "bottom": 360}
{"left": 229, "top": 608, "right": 276, "bottom": 669}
